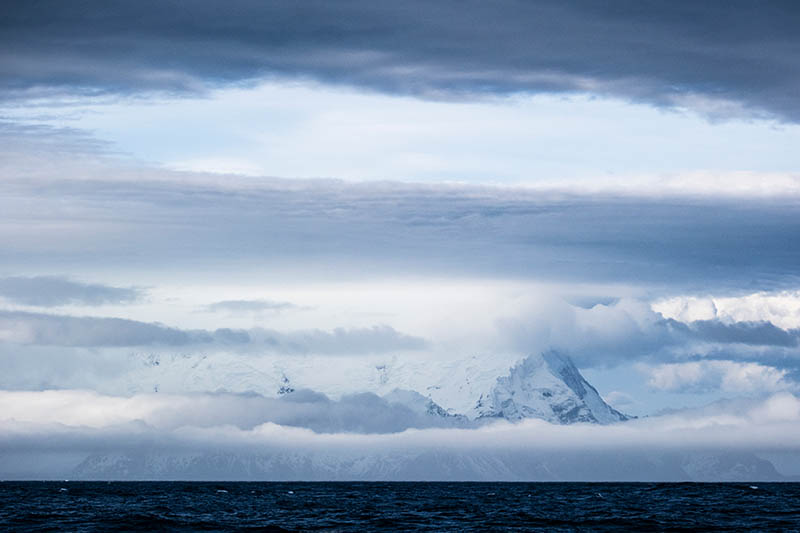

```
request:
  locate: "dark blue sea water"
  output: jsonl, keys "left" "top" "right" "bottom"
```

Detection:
{"left": 1, "top": 481, "right": 799, "bottom": 531}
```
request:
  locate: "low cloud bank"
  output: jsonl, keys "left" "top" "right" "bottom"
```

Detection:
{"left": 0, "top": 389, "right": 466, "bottom": 435}
{"left": 2, "top": 389, "right": 798, "bottom": 448}
{"left": 1, "top": 389, "right": 799, "bottom": 480}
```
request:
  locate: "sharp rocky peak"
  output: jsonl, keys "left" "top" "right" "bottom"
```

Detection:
{"left": 471, "top": 350, "right": 629, "bottom": 425}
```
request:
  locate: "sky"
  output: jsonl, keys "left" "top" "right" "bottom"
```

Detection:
{"left": 2, "top": 1, "right": 800, "bottom": 479}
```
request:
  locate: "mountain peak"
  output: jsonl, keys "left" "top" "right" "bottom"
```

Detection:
{"left": 471, "top": 350, "right": 629, "bottom": 424}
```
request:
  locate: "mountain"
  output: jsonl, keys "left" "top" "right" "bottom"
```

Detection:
{"left": 71, "top": 449, "right": 783, "bottom": 482}
{"left": 471, "top": 351, "right": 629, "bottom": 424}
{"left": 382, "top": 389, "right": 469, "bottom": 423}
{"left": 36, "top": 350, "right": 793, "bottom": 482}
{"left": 120, "top": 349, "right": 627, "bottom": 425}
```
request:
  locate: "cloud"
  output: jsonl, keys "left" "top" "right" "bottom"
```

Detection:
{"left": 249, "top": 326, "right": 427, "bottom": 355}
{"left": 0, "top": 388, "right": 464, "bottom": 434}
{"left": 4, "top": 389, "right": 799, "bottom": 444}
{"left": 641, "top": 361, "right": 795, "bottom": 394}
{"left": 3, "top": 157, "right": 800, "bottom": 291}
{"left": 495, "top": 298, "right": 800, "bottom": 370}
{"left": 206, "top": 299, "right": 297, "bottom": 313}
{"left": 0, "top": 310, "right": 425, "bottom": 353}
{"left": 0, "top": 310, "right": 201, "bottom": 347}
{"left": 681, "top": 319, "right": 799, "bottom": 347}
{"left": 1, "top": 124, "right": 800, "bottom": 403}
{"left": 654, "top": 291, "right": 800, "bottom": 331}
{"left": 2, "top": 2, "right": 800, "bottom": 121}
{"left": 604, "top": 391, "right": 637, "bottom": 410}
{"left": 2, "top": 124, "right": 800, "bottom": 293}
{"left": 0, "top": 275, "right": 141, "bottom": 306}
{"left": 1, "top": 390, "right": 800, "bottom": 480}
{"left": 3, "top": 290, "right": 799, "bottom": 397}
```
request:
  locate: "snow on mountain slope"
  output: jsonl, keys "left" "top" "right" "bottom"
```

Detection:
{"left": 118, "top": 350, "right": 626, "bottom": 424}
{"left": 471, "top": 351, "right": 629, "bottom": 424}
{"left": 382, "top": 389, "right": 468, "bottom": 422}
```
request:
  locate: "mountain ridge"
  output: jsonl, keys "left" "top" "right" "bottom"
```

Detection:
{"left": 125, "top": 349, "right": 629, "bottom": 425}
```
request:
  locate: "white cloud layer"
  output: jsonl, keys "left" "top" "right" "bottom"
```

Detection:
{"left": 1, "top": 389, "right": 799, "bottom": 480}
{"left": 1, "top": 389, "right": 796, "bottom": 448}
{"left": 654, "top": 290, "right": 800, "bottom": 331}
{"left": 641, "top": 361, "right": 794, "bottom": 394}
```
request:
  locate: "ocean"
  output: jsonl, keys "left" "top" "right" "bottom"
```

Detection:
{"left": 1, "top": 481, "right": 799, "bottom": 531}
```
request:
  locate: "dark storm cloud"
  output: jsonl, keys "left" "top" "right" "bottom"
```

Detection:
{"left": 2, "top": 1, "right": 800, "bottom": 120}
{"left": 0, "top": 276, "right": 141, "bottom": 306}
{"left": 0, "top": 310, "right": 425, "bottom": 352}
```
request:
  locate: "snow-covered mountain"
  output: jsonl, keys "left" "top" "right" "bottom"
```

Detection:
{"left": 471, "top": 351, "right": 629, "bottom": 424}
{"left": 71, "top": 449, "right": 784, "bottom": 482}
{"left": 32, "top": 351, "right": 794, "bottom": 482}
{"left": 119, "top": 349, "right": 626, "bottom": 425}
{"left": 382, "top": 389, "right": 468, "bottom": 423}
